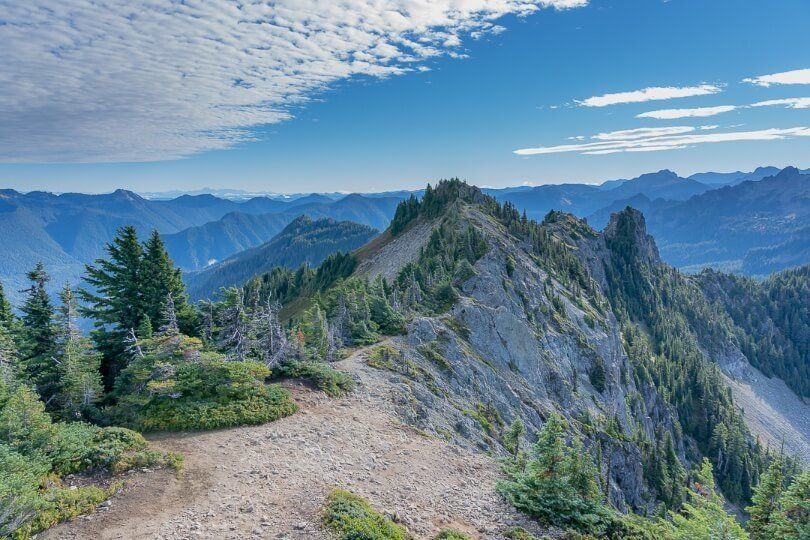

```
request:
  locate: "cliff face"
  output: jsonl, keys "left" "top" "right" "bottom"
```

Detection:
{"left": 361, "top": 203, "right": 686, "bottom": 512}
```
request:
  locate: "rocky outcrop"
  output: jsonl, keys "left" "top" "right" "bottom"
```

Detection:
{"left": 364, "top": 205, "right": 686, "bottom": 512}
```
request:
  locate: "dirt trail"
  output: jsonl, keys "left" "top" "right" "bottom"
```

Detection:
{"left": 45, "top": 346, "right": 540, "bottom": 540}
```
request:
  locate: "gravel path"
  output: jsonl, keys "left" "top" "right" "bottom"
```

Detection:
{"left": 44, "top": 347, "right": 543, "bottom": 539}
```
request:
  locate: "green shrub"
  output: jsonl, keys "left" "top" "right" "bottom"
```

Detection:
{"left": 435, "top": 529, "right": 470, "bottom": 539}
{"left": 0, "top": 382, "right": 179, "bottom": 539}
{"left": 367, "top": 345, "right": 400, "bottom": 369}
{"left": 503, "top": 527, "right": 541, "bottom": 540}
{"left": 418, "top": 343, "right": 451, "bottom": 370}
{"left": 278, "top": 361, "right": 356, "bottom": 397}
{"left": 111, "top": 335, "right": 298, "bottom": 431}
{"left": 323, "top": 489, "right": 410, "bottom": 540}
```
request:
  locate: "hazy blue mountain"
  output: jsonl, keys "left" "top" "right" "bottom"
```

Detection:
{"left": 688, "top": 166, "right": 782, "bottom": 186}
{"left": 488, "top": 169, "right": 710, "bottom": 221}
{"left": 162, "top": 212, "right": 292, "bottom": 270}
{"left": 606, "top": 167, "right": 810, "bottom": 272}
{"left": 163, "top": 193, "right": 402, "bottom": 271}
{"left": 604, "top": 169, "right": 711, "bottom": 200}
{"left": 741, "top": 226, "right": 810, "bottom": 275}
{"left": 185, "top": 216, "right": 378, "bottom": 300}
{"left": 0, "top": 188, "right": 405, "bottom": 298}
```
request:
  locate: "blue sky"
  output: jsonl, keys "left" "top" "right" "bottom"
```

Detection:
{"left": 1, "top": 0, "right": 809, "bottom": 193}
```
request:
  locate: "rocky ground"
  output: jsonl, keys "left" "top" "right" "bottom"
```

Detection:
{"left": 44, "top": 346, "right": 547, "bottom": 540}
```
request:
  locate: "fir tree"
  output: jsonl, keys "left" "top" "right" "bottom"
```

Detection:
{"left": 53, "top": 285, "right": 102, "bottom": 420}
{"left": 157, "top": 293, "right": 179, "bottom": 337}
{"left": 217, "top": 287, "right": 253, "bottom": 362}
{"left": 661, "top": 459, "right": 747, "bottom": 540}
{"left": 746, "top": 455, "right": 785, "bottom": 539}
{"left": 254, "top": 300, "right": 288, "bottom": 368}
{"left": 504, "top": 417, "right": 526, "bottom": 458}
{"left": 767, "top": 470, "right": 809, "bottom": 540}
{"left": 0, "top": 280, "right": 15, "bottom": 328}
{"left": 80, "top": 225, "right": 145, "bottom": 387}
{"left": 141, "top": 230, "right": 191, "bottom": 333}
{"left": 19, "top": 262, "right": 57, "bottom": 404}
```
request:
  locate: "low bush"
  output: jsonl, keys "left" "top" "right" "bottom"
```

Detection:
{"left": 0, "top": 381, "right": 180, "bottom": 539}
{"left": 323, "top": 488, "right": 410, "bottom": 540}
{"left": 278, "top": 361, "right": 356, "bottom": 397}
{"left": 435, "top": 529, "right": 470, "bottom": 539}
{"left": 110, "top": 335, "right": 298, "bottom": 431}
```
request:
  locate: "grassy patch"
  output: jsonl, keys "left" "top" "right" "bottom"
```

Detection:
{"left": 367, "top": 345, "right": 401, "bottom": 369}
{"left": 417, "top": 342, "right": 452, "bottom": 371}
{"left": 323, "top": 488, "right": 410, "bottom": 540}
{"left": 435, "top": 529, "right": 470, "bottom": 539}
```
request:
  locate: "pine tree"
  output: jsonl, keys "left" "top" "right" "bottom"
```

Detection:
{"left": 141, "top": 230, "right": 191, "bottom": 333}
{"left": 746, "top": 455, "right": 785, "bottom": 539}
{"left": 80, "top": 225, "right": 144, "bottom": 388}
{"left": 53, "top": 285, "right": 102, "bottom": 420}
{"left": 19, "top": 262, "right": 58, "bottom": 404}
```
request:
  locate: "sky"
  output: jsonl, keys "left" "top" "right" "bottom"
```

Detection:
{"left": 1, "top": 0, "right": 809, "bottom": 194}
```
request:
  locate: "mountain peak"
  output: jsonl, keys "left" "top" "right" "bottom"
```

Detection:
{"left": 604, "top": 207, "right": 661, "bottom": 265}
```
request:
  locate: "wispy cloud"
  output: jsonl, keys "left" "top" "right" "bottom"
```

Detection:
{"left": 743, "top": 68, "right": 810, "bottom": 86}
{"left": 577, "top": 85, "right": 722, "bottom": 107}
{"left": 0, "top": 0, "right": 585, "bottom": 163}
{"left": 514, "top": 126, "right": 810, "bottom": 155}
{"left": 750, "top": 97, "right": 810, "bottom": 109}
{"left": 637, "top": 105, "right": 737, "bottom": 119}
{"left": 637, "top": 97, "right": 810, "bottom": 119}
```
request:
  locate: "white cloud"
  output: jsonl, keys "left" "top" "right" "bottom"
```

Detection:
{"left": 592, "top": 126, "right": 695, "bottom": 141}
{"left": 0, "top": 0, "right": 585, "bottom": 163}
{"left": 750, "top": 97, "right": 810, "bottom": 110}
{"left": 577, "top": 84, "right": 722, "bottom": 107}
{"left": 743, "top": 68, "right": 810, "bottom": 87}
{"left": 636, "top": 105, "right": 736, "bottom": 119}
{"left": 514, "top": 126, "right": 810, "bottom": 155}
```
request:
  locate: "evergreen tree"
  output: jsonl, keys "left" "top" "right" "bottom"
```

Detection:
{"left": 217, "top": 287, "right": 253, "bottom": 362}
{"left": 80, "top": 225, "right": 144, "bottom": 388}
{"left": 767, "top": 470, "right": 809, "bottom": 540}
{"left": 504, "top": 417, "right": 526, "bottom": 458}
{"left": 157, "top": 293, "right": 179, "bottom": 337}
{"left": 498, "top": 414, "right": 611, "bottom": 533}
{"left": 141, "top": 230, "right": 192, "bottom": 333}
{"left": 746, "top": 455, "right": 785, "bottom": 539}
{"left": 661, "top": 459, "right": 747, "bottom": 540}
{"left": 53, "top": 285, "right": 102, "bottom": 420}
{"left": 301, "top": 303, "right": 329, "bottom": 360}
{"left": 0, "top": 323, "right": 18, "bottom": 385}
{"left": 19, "top": 263, "right": 57, "bottom": 404}
{"left": 0, "top": 280, "right": 15, "bottom": 328}
{"left": 254, "top": 300, "right": 288, "bottom": 368}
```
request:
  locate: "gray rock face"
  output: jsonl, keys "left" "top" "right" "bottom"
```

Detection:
{"left": 370, "top": 205, "right": 685, "bottom": 512}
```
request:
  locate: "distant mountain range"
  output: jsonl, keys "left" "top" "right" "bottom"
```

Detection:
{"left": 185, "top": 216, "right": 378, "bottom": 300}
{"left": 163, "top": 194, "right": 401, "bottom": 271}
{"left": 0, "top": 188, "right": 402, "bottom": 301}
{"left": 0, "top": 165, "right": 807, "bottom": 300}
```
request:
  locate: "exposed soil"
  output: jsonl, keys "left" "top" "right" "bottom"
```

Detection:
{"left": 44, "top": 346, "right": 545, "bottom": 539}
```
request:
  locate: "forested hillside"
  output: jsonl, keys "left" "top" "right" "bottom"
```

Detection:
{"left": 696, "top": 266, "right": 809, "bottom": 398}
{"left": 185, "top": 216, "right": 378, "bottom": 300}
{"left": 2, "top": 180, "right": 808, "bottom": 539}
